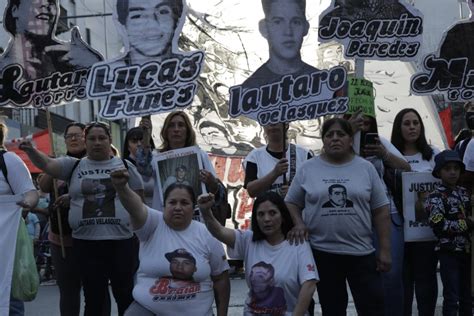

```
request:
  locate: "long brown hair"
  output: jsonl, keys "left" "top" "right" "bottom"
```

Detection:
{"left": 159, "top": 111, "right": 196, "bottom": 152}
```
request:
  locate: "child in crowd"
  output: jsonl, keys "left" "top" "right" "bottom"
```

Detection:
{"left": 426, "top": 150, "right": 473, "bottom": 316}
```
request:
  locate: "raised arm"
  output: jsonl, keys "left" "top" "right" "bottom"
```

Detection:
{"left": 198, "top": 193, "right": 236, "bottom": 248}
{"left": 20, "top": 141, "right": 63, "bottom": 178}
{"left": 110, "top": 169, "right": 147, "bottom": 230}
{"left": 372, "top": 204, "right": 391, "bottom": 272}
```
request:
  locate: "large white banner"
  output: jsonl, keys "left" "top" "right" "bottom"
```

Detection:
{"left": 0, "top": 195, "right": 22, "bottom": 316}
{"left": 402, "top": 172, "right": 440, "bottom": 242}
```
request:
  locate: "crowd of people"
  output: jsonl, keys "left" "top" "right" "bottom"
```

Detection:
{"left": 0, "top": 102, "right": 471, "bottom": 316}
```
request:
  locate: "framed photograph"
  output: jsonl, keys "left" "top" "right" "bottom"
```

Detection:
{"left": 155, "top": 146, "right": 206, "bottom": 203}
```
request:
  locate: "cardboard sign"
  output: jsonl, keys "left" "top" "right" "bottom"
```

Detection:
{"left": 87, "top": 0, "right": 204, "bottom": 120}
{"left": 318, "top": 0, "right": 423, "bottom": 61}
{"left": 411, "top": 20, "right": 474, "bottom": 101}
{"left": 402, "top": 172, "right": 440, "bottom": 242}
{"left": 0, "top": 0, "right": 103, "bottom": 108}
{"left": 229, "top": 67, "right": 348, "bottom": 125}
{"left": 154, "top": 146, "right": 206, "bottom": 212}
{"left": 347, "top": 76, "right": 375, "bottom": 117}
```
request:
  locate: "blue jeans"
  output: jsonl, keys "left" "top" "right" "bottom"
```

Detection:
{"left": 312, "top": 249, "right": 384, "bottom": 316}
{"left": 438, "top": 252, "right": 471, "bottom": 316}
{"left": 374, "top": 212, "right": 405, "bottom": 316}
{"left": 9, "top": 296, "right": 24, "bottom": 316}
{"left": 403, "top": 241, "right": 438, "bottom": 316}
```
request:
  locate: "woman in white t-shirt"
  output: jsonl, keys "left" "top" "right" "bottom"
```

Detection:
{"left": 199, "top": 190, "right": 318, "bottom": 316}
{"left": 391, "top": 108, "right": 441, "bottom": 316}
{"left": 109, "top": 170, "right": 230, "bottom": 316}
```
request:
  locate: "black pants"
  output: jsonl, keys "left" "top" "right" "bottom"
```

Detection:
{"left": 73, "top": 237, "right": 139, "bottom": 316}
{"left": 312, "top": 249, "right": 384, "bottom": 316}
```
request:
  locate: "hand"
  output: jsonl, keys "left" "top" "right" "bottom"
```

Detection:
{"left": 197, "top": 193, "right": 215, "bottom": 211}
{"left": 53, "top": 194, "right": 71, "bottom": 209}
{"left": 110, "top": 169, "right": 129, "bottom": 188}
{"left": 17, "top": 200, "right": 32, "bottom": 209}
{"left": 363, "top": 139, "right": 387, "bottom": 159}
{"left": 347, "top": 108, "right": 364, "bottom": 132}
{"left": 287, "top": 223, "right": 309, "bottom": 246}
{"left": 44, "top": 27, "right": 102, "bottom": 68}
{"left": 19, "top": 140, "right": 35, "bottom": 152}
{"left": 278, "top": 185, "right": 289, "bottom": 197}
{"left": 273, "top": 158, "right": 289, "bottom": 177}
{"left": 200, "top": 169, "right": 216, "bottom": 187}
{"left": 376, "top": 249, "right": 392, "bottom": 272}
{"left": 139, "top": 117, "right": 153, "bottom": 131}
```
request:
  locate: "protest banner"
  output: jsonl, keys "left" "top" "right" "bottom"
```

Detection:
{"left": 411, "top": 3, "right": 474, "bottom": 101}
{"left": 0, "top": 0, "right": 103, "bottom": 108}
{"left": 227, "top": 0, "right": 348, "bottom": 125}
{"left": 318, "top": 0, "right": 423, "bottom": 61}
{"left": 402, "top": 172, "right": 441, "bottom": 242}
{"left": 0, "top": 195, "right": 22, "bottom": 315}
{"left": 87, "top": 0, "right": 204, "bottom": 120}
{"left": 346, "top": 76, "right": 375, "bottom": 117}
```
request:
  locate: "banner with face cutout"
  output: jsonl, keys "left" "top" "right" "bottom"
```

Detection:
{"left": 227, "top": 0, "right": 348, "bottom": 125}
{"left": 411, "top": 4, "right": 474, "bottom": 102}
{"left": 318, "top": 0, "right": 423, "bottom": 61}
{"left": 86, "top": 0, "right": 204, "bottom": 120}
{"left": 0, "top": 0, "right": 103, "bottom": 108}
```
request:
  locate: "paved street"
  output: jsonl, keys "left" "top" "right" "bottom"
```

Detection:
{"left": 25, "top": 275, "right": 444, "bottom": 315}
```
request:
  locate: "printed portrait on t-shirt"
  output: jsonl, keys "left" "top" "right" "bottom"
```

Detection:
{"left": 322, "top": 184, "right": 354, "bottom": 208}
{"left": 148, "top": 248, "right": 201, "bottom": 302}
{"left": 247, "top": 261, "right": 286, "bottom": 316}
{"left": 81, "top": 178, "right": 115, "bottom": 218}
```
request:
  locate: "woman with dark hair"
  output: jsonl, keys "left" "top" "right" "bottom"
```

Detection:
{"left": 123, "top": 117, "right": 156, "bottom": 207}
{"left": 107, "top": 170, "right": 230, "bottom": 316}
{"left": 21, "top": 122, "right": 144, "bottom": 316}
{"left": 346, "top": 110, "right": 410, "bottom": 316}
{"left": 199, "top": 190, "right": 318, "bottom": 315}
{"left": 285, "top": 117, "right": 391, "bottom": 315}
{"left": 0, "top": 123, "right": 39, "bottom": 316}
{"left": 37, "top": 122, "right": 88, "bottom": 316}
{"left": 151, "top": 111, "right": 222, "bottom": 213}
{"left": 391, "top": 108, "right": 441, "bottom": 316}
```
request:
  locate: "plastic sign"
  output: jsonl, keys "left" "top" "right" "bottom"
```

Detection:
{"left": 411, "top": 20, "right": 474, "bottom": 101}
{"left": 319, "top": 0, "right": 423, "bottom": 61}
{"left": 87, "top": 0, "right": 204, "bottom": 120}
{"left": 0, "top": 0, "right": 103, "bottom": 108}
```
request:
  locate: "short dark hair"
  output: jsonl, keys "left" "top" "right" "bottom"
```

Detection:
{"left": 250, "top": 261, "right": 275, "bottom": 277}
{"left": 251, "top": 191, "right": 294, "bottom": 242}
{"left": 390, "top": 108, "right": 433, "bottom": 161}
{"left": 261, "top": 0, "right": 306, "bottom": 17}
{"left": 163, "top": 183, "right": 196, "bottom": 206}
{"left": 122, "top": 126, "right": 156, "bottom": 160}
{"left": 84, "top": 122, "right": 111, "bottom": 139}
{"left": 64, "top": 122, "right": 86, "bottom": 138}
{"left": 321, "top": 117, "right": 354, "bottom": 139}
{"left": 328, "top": 184, "right": 346, "bottom": 195}
{"left": 116, "top": 0, "right": 184, "bottom": 27}
{"left": 175, "top": 165, "right": 187, "bottom": 172}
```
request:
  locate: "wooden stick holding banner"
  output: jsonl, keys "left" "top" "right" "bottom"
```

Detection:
{"left": 45, "top": 109, "right": 66, "bottom": 258}
{"left": 282, "top": 127, "right": 287, "bottom": 185}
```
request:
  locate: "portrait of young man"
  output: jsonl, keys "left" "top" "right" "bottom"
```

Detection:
{"left": 241, "top": 0, "right": 318, "bottom": 90}
{"left": 0, "top": 0, "right": 102, "bottom": 80}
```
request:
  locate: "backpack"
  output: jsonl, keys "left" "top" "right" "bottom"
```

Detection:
{"left": 0, "top": 149, "right": 14, "bottom": 193}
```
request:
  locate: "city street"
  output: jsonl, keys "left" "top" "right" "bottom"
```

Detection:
{"left": 25, "top": 274, "right": 444, "bottom": 315}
